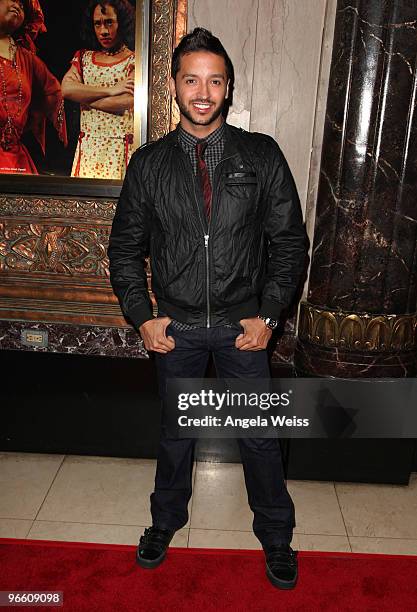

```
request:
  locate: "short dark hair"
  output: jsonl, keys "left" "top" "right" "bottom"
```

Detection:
{"left": 81, "top": 0, "right": 135, "bottom": 50}
{"left": 171, "top": 27, "right": 234, "bottom": 84}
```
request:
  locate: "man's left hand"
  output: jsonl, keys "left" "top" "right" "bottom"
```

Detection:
{"left": 235, "top": 317, "right": 272, "bottom": 351}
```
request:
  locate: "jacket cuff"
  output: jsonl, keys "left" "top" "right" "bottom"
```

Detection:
{"left": 258, "top": 298, "right": 285, "bottom": 321}
{"left": 127, "top": 303, "right": 154, "bottom": 331}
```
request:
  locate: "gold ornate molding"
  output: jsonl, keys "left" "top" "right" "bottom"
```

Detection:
{"left": 0, "top": 196, "right": 116, "bottom": 221}
{"left": 149, "top": 0, "right": 187, "bottom": 141}
{"left": 170, "top": 0, "right": 187, "bottom": 131}
{"left": 298, "top": 302, "right": 417, "bottom": 352}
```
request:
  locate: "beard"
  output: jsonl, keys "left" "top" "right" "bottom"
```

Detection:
{"left": 176, "top": 95, "right": 225, "bottom": 127}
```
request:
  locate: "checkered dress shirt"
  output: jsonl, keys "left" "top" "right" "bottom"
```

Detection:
{"left": 178, "top": 122, "right": 225, "bottom": 183}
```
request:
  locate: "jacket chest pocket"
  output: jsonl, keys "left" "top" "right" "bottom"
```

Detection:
{"left": 224, "top": 171, "right": 258, "bottom": 201}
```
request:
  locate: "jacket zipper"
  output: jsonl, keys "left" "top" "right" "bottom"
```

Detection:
{"left": 184, "top": 154, "right": 211, "bottom": 327}
{"left": 190, "top": 177, "right": 211, "bottom": 328}
{"left": 204, "top": 233, "right": 210, "bottom": 327}
{"left": 206, "top": 154, "right": 237, "bottom": 327}
{"left": 180, "top": 147, "right": 237, "bottom": 329}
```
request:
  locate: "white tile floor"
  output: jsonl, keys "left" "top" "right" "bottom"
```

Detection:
{"left": 1, "top": 452, "right": 417, "bottom": 555}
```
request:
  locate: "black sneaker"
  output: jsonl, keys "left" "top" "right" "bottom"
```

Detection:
{"left": 136, "top": 526, "right": 175, "bottom": 569}
{"left": 264, "top": 544, "right": 298, "bottom": 589}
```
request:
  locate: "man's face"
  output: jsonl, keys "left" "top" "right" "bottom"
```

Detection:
{"left": 93, "top": 3, "right": 120, "bottom": 51}
{"left": 0, "top": 0, "right": 25, "bottom": 34}
{"left": 170, "top": 50, "right": 229, "bottom": 136}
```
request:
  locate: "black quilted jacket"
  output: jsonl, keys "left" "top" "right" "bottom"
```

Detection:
{"left": 108, "top": 123, "right": 307, "bottom": 330}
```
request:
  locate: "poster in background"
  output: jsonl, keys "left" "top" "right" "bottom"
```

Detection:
{"left": 1, "top": 0, "right": 142, "bottom": 180}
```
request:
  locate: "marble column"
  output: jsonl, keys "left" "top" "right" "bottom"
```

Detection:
{"left": 295, "top": 0, "right": 417, "bottom": 377}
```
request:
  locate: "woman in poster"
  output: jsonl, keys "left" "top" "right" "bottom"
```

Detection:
{"left": 62, "top": 0, "right": 135, "bottom": 180}
{"left": 0, "top": 0, "right": 67, "bottom": 174}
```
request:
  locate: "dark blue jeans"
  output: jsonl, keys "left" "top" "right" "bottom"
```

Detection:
{"left": 152, "top": 323, "right": 295, "bottom": 548}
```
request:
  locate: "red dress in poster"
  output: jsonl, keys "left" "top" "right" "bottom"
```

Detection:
{"left": 0, "top": 45, "right": 67, "bottom": 174}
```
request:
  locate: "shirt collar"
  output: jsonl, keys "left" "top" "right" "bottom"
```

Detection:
{"left": 178, "top": 122, "right": 225, "bottom": 151}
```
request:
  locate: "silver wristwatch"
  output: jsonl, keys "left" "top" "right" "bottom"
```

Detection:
{"left": 258, "top": 315, "right": 279, "bottom": 331}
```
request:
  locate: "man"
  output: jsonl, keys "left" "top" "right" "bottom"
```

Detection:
{"left": 61, "top": 0, "right": 135, "bottom": 179}
{"left": 108, "top": 28, "right": 307, "bottom": 590}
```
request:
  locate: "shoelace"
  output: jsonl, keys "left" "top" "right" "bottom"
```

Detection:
{"left": 139, "top": 527, "right": 172, "bottom": 550}
{"left": 266, "top": 546, "right": 298, "bottom": 570}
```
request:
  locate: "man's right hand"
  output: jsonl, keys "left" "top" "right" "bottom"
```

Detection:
{"left": 139, "top": 317, "right": 175, "bottom": 353}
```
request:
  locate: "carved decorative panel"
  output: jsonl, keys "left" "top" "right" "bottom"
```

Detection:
{"left": 0, "top": 195, "right": 127, "bottom": 327}
{"left": 0, "top": 221, "right": 109, "bottom": 277}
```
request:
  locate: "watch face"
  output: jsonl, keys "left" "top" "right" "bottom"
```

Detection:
{"left": 258, "top": 316, "right": 278, "bottom": 330}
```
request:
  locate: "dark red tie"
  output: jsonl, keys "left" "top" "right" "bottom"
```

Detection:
{"left": 196, "top": 141, "right": 212, "bottom": 220}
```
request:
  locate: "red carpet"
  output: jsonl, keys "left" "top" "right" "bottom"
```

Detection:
{"left": 1, "top": 538, "right": 416, "bottom": 611}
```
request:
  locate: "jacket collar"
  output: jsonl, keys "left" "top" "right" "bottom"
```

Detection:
{"left": 222, "top": 123, "right": 241, "bottom": 159}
